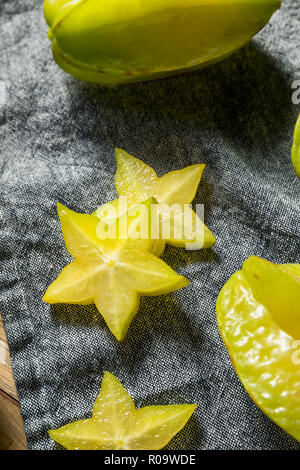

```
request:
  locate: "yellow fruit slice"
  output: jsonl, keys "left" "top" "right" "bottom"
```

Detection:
{"left": 217, "top": 256, "right": 300, "bottom": 443}
{"left": 243, "top": 256, "right": 300, "bottom": 339}
{"left": 43, "top": 198, "right": 189, "bottom": 341}
{"left": 292, "top": 114, "right": 300, "bottom": 178}
{"left": 95, "top": 198, "right": 166, "bottom": 258}
{"left": 49, "top": 371, "right": 196, "bottom": 450}
{"left": 98, "top": 148, "right": 215, "bottom": 250}
{"left": 44, "top": 0, "right": 280, "bottom": 85}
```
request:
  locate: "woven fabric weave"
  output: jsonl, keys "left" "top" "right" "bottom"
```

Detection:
{"left": 0, "top": 0, "right": 299, "bottom": 450}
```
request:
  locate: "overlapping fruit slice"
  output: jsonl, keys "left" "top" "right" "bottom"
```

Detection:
{"left": 96, "top": 197, "right": 166, "bottom": 258}
{"left": 43, "top": 198, "right": 189, "bottom": 341}
{"left": 217, "top": 256, "right": 300, "bottom": 442}
{"left": 96, "top": 149, "right": 216, "bottom": 252}
{"left": 49, "top": 371, "right": 196, "bottom": 450}
{"left": 292, "top": 114, "right": 300, "bottom": 178}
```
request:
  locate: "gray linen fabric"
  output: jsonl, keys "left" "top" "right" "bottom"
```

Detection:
{"left": 0, "top": 0, "right": 300, "bottom": 450}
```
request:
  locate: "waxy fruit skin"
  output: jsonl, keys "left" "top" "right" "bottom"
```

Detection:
{"left": 217, "top": 256, "right": 300, "bottom": 443}
{"left": 44, "top": 0, "right": 280, "bottom": 85}
{"left": 292, "top": 114, "right": 300, "bottom": 178}
{"left": 49, "top": 371, "right": 197, "bottom": 450}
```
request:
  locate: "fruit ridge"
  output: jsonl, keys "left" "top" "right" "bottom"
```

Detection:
{"left": 217, "top": 256, "right": 300, "bottom": 442}
{"left": 292, "top": 114, "right": 300, "bottom": 178}
{"left": 95, "top": 148, "right": 216, "bottom": 252}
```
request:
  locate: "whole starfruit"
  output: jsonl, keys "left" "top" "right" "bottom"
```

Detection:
{"left": 292, "top": 114, "right": 300, "bottom": 178}
{"left": 44, "top": 0, "right": 280, "bottom": 85}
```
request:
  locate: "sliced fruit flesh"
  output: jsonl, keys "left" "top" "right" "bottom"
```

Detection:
{"left": 292, "top": 114, "right": 300, "bottom": 178}
{"left": 45, "top": 0, "right": 280, "bottom": 84}
{"left": 111, "top": 149, "right": 216, "bottom": 249}
{"left": 217, "top": 258, "right": 300, "bottom": 442}
{"left": 43, "top": 198, "right": 189, "bottom": 341}
{"left": 49, "top": 371, "right": 196, "bottom": 450}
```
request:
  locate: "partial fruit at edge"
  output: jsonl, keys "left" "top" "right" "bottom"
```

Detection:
{"left": 44, "top": 0, "right": 72, "bottom": 28}
{"left": 217, "top": 256, "right": 300, "bottom": 443}
{"left": 44, "top": 0, "right": 281, "bottom": 85}
{"left": 292, "top": 114, "right": 300, "bottom": 178}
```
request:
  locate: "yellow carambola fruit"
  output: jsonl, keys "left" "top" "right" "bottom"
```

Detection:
{"left": 217, "top": 256, "right": 300, "bottom": 442}
{"left": 96, "top": 149, "right": 216, "bottom": 252}
{"left": 44, "top": 0, "right": 280, "bottom": 85}
{"left": 49, "top": 371, "right": 197, "bottom": 450}
{"left": 43, "top": 198, "right": 189, "bottom": 341}
{"left": 292, "top": 114, "right": 300, "bottom": 178}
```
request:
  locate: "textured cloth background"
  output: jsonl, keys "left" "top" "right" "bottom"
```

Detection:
{"left": 0, "top": 0, "right": 300, "bottom": 450}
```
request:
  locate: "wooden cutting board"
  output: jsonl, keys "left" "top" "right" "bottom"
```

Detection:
{"left": 0, "top": 315, "right": 28, "bottom": 450}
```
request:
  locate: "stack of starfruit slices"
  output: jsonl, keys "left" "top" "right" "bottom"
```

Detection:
{"left": 45, "top": 149, "right": 212, "bottom": 449}
{"left": 44, "top": 149, "right": 215, "bottom": 341}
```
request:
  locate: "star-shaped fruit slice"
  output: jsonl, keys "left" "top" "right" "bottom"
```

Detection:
{"left": 217, "top": 256, "right": 300, "bottom": 442}
{"left": 49, "top": 371, "right": 196, "bottom": 450}
{"left": 292, "top": 114, "right": 300, "bottom": 178}
{"left": 96, "top": 149, "right": 216, "bottom": 251}
{"left": 43, "top": 198, "right": 189, "bottom": 341}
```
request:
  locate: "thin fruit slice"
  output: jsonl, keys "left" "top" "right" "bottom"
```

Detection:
{"left": 292, "top": 114, "right": 300, "bottom": 178}
{"left": 95, "top": 198, "right": 166, "bottom": 257}
{"left": 44, "top": 0, "right": 280, "bottom": 85}
{"left": 96, "top": 149, "right": 215, "bottom": 250}
{"left": 43, "top": 198, "right": 189, "bottom": 341}
{"left": 217, "top": 256, "right": 300, "bottom": 443}
{"left": 49, "top": 371, "right": 197, "bottom": 450}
